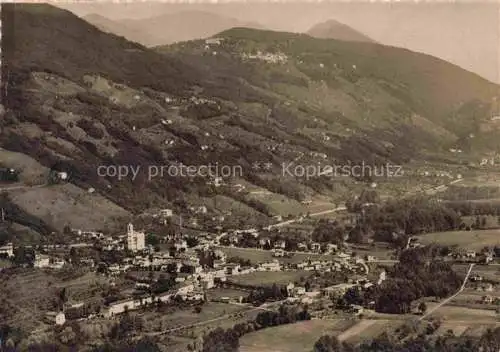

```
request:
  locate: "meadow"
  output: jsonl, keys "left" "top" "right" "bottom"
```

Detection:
{"left": 418, "top": 229, "right": 500, "bottom": 250}
{"left": 239, "top": 319, "right": 356, "bottom": 352}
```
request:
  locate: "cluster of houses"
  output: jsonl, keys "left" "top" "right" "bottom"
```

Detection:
{"left": 76, "top": 235, "right": 374, "bottom": 319}
{"left": 291, "top": 256, "right": 370, "bottom": 274}
{"left": 34, "top": 253, "right": 65, "bottom": 269}
{"left": 241, "top": 51, "right": 288, "bottom": 64}
{"left": 71, "top": 226, "right": 138, "bottom": 252}
{"left": 2, "top": 208, "right": 397, "bottom": 331}
{"left": 204, "top": 37, "right": 224, "bottom": 46}
{"left": 0, "top": 202, "right": 389, "bottom": 327}
{"left": 406, "top": 238, "right": 496, "bottom": 264}
{"left": 283, "top": 271, "right": 386, "bottom": 313}
{"left": 223, "top": 230, "right": 344, "bottom": 257}
{"left": 416, "top": 169, "right": 462, "bottom": 179}
{"left": 451, "top": 247, "right": 495, "bottom": 264}
{"left": 480, "top": 294, "right": 500, "bottom": 305}
{"left": 469, "top": 277, "right": 500, "bottom": 305}
{"left": 103, "top": 283, "right": 205, "bottom": 318}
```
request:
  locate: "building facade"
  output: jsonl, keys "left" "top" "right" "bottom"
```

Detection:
{"left": 126, "top": 223, "right": 145, "bottom": 252}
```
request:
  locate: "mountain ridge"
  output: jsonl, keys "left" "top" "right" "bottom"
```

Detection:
{"left": 83, "top": 13, "right": 163, "bottom": 47}
{"left": 1, "top": 4, "right": 499, "bottom": 237}
{"left": 84, "top": 10, "right": 267, "bottom": 47}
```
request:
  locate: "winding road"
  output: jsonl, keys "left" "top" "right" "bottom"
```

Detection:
{"left": 264, "top": 206, "right": 347, "bottom": 230}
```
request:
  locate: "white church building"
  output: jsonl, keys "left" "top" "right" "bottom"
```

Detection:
{"left": 126, "top": 223, "right": 145, "bottom": 252}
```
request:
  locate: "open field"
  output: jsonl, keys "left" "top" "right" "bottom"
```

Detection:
{"left": 448, "top": 292, "right": 500, "bottom": 311}
{"left": 0, "top": 149, "right": 49, "bottom": 184}
{"left": 140, "top": 302, "right": 247, "bottom": 332}
{"left": 418, "top": 229, "right": 500, "bottom": 250}
{"left": 9, "top": 183, "right": 130, "bottom": 233}
{"left": 229, "top": 270, "right": 311, "bottom": 286}
{"left": 424, "top": 303, "right": 499, "bottom": 323}
{"left": 207, "top": 288, "right": 248, "bottom": 300}
{"left": 216, "top": 246, "right": 275, "bottom": 263}
{"left": 348, "top": 243, "right": 395, "bottom": 260}
{"left": 246, "top": 191, "right": 306, "bottom": 217}
{"left": 434, "top": 320, "right": 500, "bottom": 337}
{"left": 239, "top": 319, "right": 357, "bottom": 352}
{"left": 337, "top": 319, "right": 405, "bottom": 344}
{"left": 453, "top": 264, "right": 500, "bottom": 282}
{"left": 457, "top": 173, "right": 500, "bottom": 188}
{"left": 305, "top": 198, "right": 342, "bottom": 216}
{"left": 179, "top": 308, "right": 262, "bottom": 338}
{"left": 246, "top": 190, "right": 339, "bottom": 218}
{"left": 216, "top": 246, "right": 335, "bottom": 264}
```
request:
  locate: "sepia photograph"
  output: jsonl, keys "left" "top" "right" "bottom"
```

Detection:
{"left": 0, "top": 0, "right": 499, "bottom": 351}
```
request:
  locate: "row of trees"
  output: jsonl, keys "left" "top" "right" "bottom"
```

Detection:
{"left": 335, "top": 246, "right": 462, "bottom": 314}
{"left": 372, "top": 247, "right": 462, "bottom": 314}
{"left": 446, "top": 201, "right": 500, "bottom": 217}
{"left": 313, "top": 326, "right": 500, "bottom": 352}
{"left": 312, "top": 220, "right": 346, "bottom": 245}
{"left": 313, "top": 194, "right": 481, "bottom": 248}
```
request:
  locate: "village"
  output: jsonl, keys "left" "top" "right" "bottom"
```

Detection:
{"left": 1, "top": 202, "right": 499, "bottom": 335}
{"left": 0, "top": 216, "right": 381, "bottom": 321}
{"left": 2, "top": 161, "right": 500, "bottom": 352}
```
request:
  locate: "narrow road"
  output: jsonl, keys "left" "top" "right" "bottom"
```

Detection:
{"left": 0, "top": 183, "right": 48, "bottom": 192}
{"left": 248, "top": 190, "right": 273, "bottom": 195}
{"left": 265, "top": 206, "right": 347, "bottom": 230}
{"left": 419, "top": 263, "right": 474, "bottom": 321}
{"left": 422, "top": 178, "right": 464, "bottom": 196}
{"left": 151, "top": 299, "right": 286, "bottom": 335}
{"left": 215, "top": 244, "right": 321, "bottom": 256}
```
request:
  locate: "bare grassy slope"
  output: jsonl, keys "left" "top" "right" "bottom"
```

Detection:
{"left": 1, "top": 4, "right": 499, "bottom": 237}
{"left": 9, "top": 183, "right": 130, "bottom": 232}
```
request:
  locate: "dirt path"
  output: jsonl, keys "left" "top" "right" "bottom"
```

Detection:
{"left": 337, "top": 319, "right": 378, "bottom": 342}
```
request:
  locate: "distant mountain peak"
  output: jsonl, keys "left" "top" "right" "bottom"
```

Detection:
{"left": 307, "top": 19, "right": 376, "bottom": 43}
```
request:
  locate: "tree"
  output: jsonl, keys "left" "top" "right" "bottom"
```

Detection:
{"left": 0, "top": 324, "right": 12, "bottom": 348}
{"left": 13, "top": 246, "right": 34, "bottom": 266}
{"left": 133, "top": 338, "right": 162, "bottom": 352}
{"left": 26, "top": 342, "right": 63, "bottom": 351}
{"left": 418, "top": 302, "right": 427, "bottom": 315}
{"left": 304, "top": 281, "right": 311, "bottom": 292}
{"left": 313, "top": 335, "right": 341, "bottom": 352}
{"left": 146, "top": 234, "right": 160, "bottom": 247}
{"left": 481, "top": 216, "right": 487, "bottom": 228}
{"left": 63, "top": 225, "right": 72, "bottom": 235}
{"left": 202, "top": 327, "right": 239, "bottom": 352}
{"left": 186, "top": 237, "right": 199, "bottom": 248}
{"left": 58, "top": 287, "right": 68, "bottom": 309}
{"left": 69, "top": 247, "right": 80, "bottom": 264}
{"left": 474, "top": 216, "right": 481, "bottom": 229}
{"left": 312, "top": 220, "right": 345, "bottom": 245}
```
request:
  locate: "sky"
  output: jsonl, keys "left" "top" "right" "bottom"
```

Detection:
{"left": 58, "top": 1, "right": 500, "bottom": 84}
